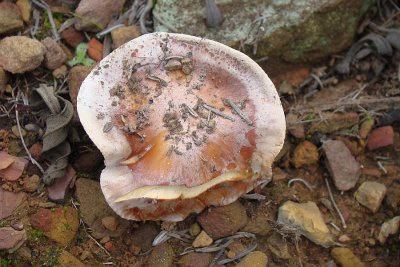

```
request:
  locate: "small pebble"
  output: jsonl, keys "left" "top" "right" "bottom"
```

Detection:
{"left": 11, "top": 220, "right": 24, "bottom": 231}
{"left": 101, "top": 216, "right": 118, "bottom": 231}
{"left": 189, "top": 223, "right": 201, "bottom": 237}
{"left": 100, "top": 235, "right": 110, "bottom": 244}
{"left": 192, "top": 230, "right": 213, "bottom": 248}
{"left": 11, "top": 125, "right": 26, "bottom": 137}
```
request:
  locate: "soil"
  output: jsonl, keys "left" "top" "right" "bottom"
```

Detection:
{"left": 1, "top": 1, "right": 400, "bottom": 267}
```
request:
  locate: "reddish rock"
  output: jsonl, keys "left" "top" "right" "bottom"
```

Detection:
{"left": 68, "top": 65, "right": 92, "bottom": 111}
{"left": 0, "top": 188, "right": 26, "bottom": 220}
{"left": 29, "top": 143, "right": 43, "bottom": 161}
{"left": 323, "top": 140, "right": 361, "bottom": 191}
{"left": 104, "top": 241, "right": 115, "bottom": 252}
{"left": 74, "top": 0, "right": 126, "bottom": 32}
{"left": 41, "top": 37, "right": 68, "bottom": 70}
{"left": 292, "top": 141, "right": 319, "bottom": 168}
{"left": 0, "top": 151, "right": 15, "bottom": 169}
{"left": 47, "top": 165, "right": 76, "bottom": 202}
{"left": 0, "top": 152, "right": 28, "bottom": 181}
{"left": 61, "top": 27, "right": 84, "bottom": 48}
{"left": 30, "top": 207, "right": 79, "bottom": 246}
{"left": 0, "top": 227, "right": 27, "bottom": 253}
{"left": 0, "top": 2, "right": 24, "bottom": 34}
{"left": 367, "top": 126, "right": 394, "bottom": 150}
{"left": 87, "top": 38, "right": 103, "bottom": 62}
{"left": 197, "top": 201, "right": 248, "bottom": 239}
{"left": 52, "top": 65, "right": 68, "bottom": 79}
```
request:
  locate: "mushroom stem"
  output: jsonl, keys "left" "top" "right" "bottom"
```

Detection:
{"left": 205, "top": 0, "right": 223, "bottom": 28}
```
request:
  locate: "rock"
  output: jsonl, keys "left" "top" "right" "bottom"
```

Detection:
{"left": 189, "top": 223, "right": 201, "bottom": 237}
{"left": 74, "top": 0, "right": 126, "bottom": 32}
{"left": 0, "top": 227, "right": 27, "bottom": 253}
{"left": 100, "top": 235, "right": 110, "bottom": 244}
{"left": 16, "top": 0, "right": 31, "bottom": 22}
{"left": 286, "top": 113, "right": 305, "bottom": 139}
{"left": 58, "top": 250, "right": 85, "bottom": 267}
{"left": 0, "top": 68, "right": 7, "bottom": 91}
{"left": 266, "top": 232, "right": 291, "bottom": 260}
{"left": 47, "top": 165, "right": 76, "bottom": 202}
{"left": 0, "top": 152, "right": 28, "bottom": 181}
{"left": 338, "top": 234, "right": 351, "bottom": 243}
{"left": 80, "top": 250, "right": 91, "bottom": 261}
{"left": 30, "top": 207, "right": 79, "bottom": 246}
{"left": 354, "top": 181, "right": 387, "bottom": 213}
{"left": 38, "top": 202, "right": 57, "bottom": 208}
{"left": 367, "top": 126, "right": 394, "bottom": 150}
{"left": 23, "top": 175, "right": 40, "bottom": 192}
{"left": 147, "top": 242, "right": 175, "bottom": 267}
{"left": 241, "top": 203, "right": 271, "bottom": 236}
{"left": 0, "top": 36, "right": 45, "bottom": 74}
{"left": 277, "top": 201, "right": 334, "bottom": 247}
{"left": 130, "top": 223, "right": 159, "bottom": 252}
{"left": 102, "top": 216, "right": 119, "bottom": 231}
{"left": 178, "top": 252, "right": 214, "bottom": 267}
{"left": 226, "top": 242, "right": 246, "bottom": 258}
{"left": 323, "top": 140, "right": 361, "bottom": 191}
{"left": 60, "top": 27, "right": 84, "bottom": 48}
{"left": 72, "top": 147, "right": 104, "bottom": 173}
{"left": 11, "top": 125, "right": 26, "bottom": 137}
{"left": 111, "top": 25, "right": 141, "bottom": 48}
{"left": 29, "top": 143, "right": 43, "bottom": 161}
{"left": 104, "top": 241, "right": 115, "bottom": 252}
{"left": 0, "top": 188, "right": 26, "bottom": 220}
{"left": 75, "top": 178, "right": 129, "bottom": 239}
{"left": 11, "top": 221, "right": 24, "bottom": 231}
{"left": 87, "top": 38, "right": 103, "bottom": 62}
{"left": 192, "top": 230, "right": 213, "bottom": 248}
{"left": 42, "top": 37, "right": 68, "bottom": 70}
{"left": 154, "top": 0, "right": 373, "bottom": 62}
{"left": 308, "top": 112, "right": 359, "bottom": 134}
{"left": 52, "top": 65, "right": 68, "bottom": 78}
{"left": 0, "top": 2, "right": 23, "bottom": 34}
{"left": 377, "top": 216, "right": 400, "bottom": 244}
{"left": 197, "top": 201, "right": 248, "bottom": 239}
{"left": 68, "top": 65, "right": 92, "bottom": 111}
{"left": 235, "top": 251, "right": 268, "bottom": 267}
{"left": 359, "top": 118, "right": 374, "bottom": 139}
{"left": 331, "top": 247, "right": 364, "bottom": 267}
{"left": 292, "top": 140, "right": 319, "bottom": 168}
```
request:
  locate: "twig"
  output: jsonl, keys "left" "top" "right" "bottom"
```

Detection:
{"left": 15, "top": 96, "right": 44, "bottom": 173}
{"left": 96, "top": 24, "right": 125, "bottom": 39}
{"left": 71, "top": 199, "right": 112, "bottom": 257}
{"left": 182, "top": 104, "right": 198, "bottom": 118}
{"left": 139, "top": 0, "right": 153, "bottom": 34}
{"left": 225, "top": 99, "right": 253, "bottom": 125}
{"left": 325, "top": 178, "right": 347, "bottom": 229}
{"left": 329, "top": 222, "right": 341, "bottom": 232}
{"left": 288, "top": 178, "right": 314, "bottom": 191}
{"left": 202, "top": 104, "right": 235, "bottom": 122}
{"left": 31, "top": 0, "right": 60, "bottom": 40}
{"left": 241, "top": 193, "right": 266, "bottom": 200}
{"left": 377, "top": 161, "right": 387, "bottom": 174}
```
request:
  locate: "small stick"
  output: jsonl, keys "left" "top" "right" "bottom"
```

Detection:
{"left": 202, "top": 104, "right": 235, "bottom": 122}
{"left": 15, "top": 98, "right": 44, "bottom": 173}
{"left": 146, "top": 74, "right": 168, "bottom": 86}
{"left": 288, "top": 178, "right": 314, "bottom": 192}
{"left": 241, "top": 193, "right": 266, "bottom": 200}
{"left": 377, "top": 161, "right": 387, "bottom": 174}
{"left": 165, "top": 55, "right": 184, "bottom": 61}
{"left": 225, "top": 99, "right": 253, "bottom": 125}
{"left": 329, "top": 221, "right": 341, "bottom": 232}
{"left": 325, "top": 178, "right": 347, "bottom": 229}
{"left": 183, "top": 104, "right": 198, "bottom": 118}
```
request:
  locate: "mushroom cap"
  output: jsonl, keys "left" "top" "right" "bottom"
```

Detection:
{"left": 77, "top": 32, "right": 285, "bottom": 221}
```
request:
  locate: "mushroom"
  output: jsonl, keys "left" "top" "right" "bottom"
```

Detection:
{"left": 77, "top": 32, "right": 285, "bottom": 221}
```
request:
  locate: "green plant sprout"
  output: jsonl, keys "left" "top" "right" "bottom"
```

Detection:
{"left": 68, "top": 43, "right": 95, "bottom": 67}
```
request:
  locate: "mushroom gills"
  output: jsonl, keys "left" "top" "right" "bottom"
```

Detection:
{"left": 115, "top": 170, "right": 252, "bottom": 202}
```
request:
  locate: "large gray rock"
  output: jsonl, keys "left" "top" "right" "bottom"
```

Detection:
{"left": 0, "top": 36, "right": 45, "bottom": 74}
{"left": 154, "top": 0, "right": 375, "bottom": 62}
